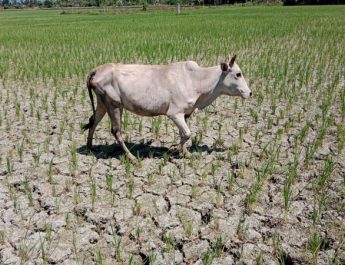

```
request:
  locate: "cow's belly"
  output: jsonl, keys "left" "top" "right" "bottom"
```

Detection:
{"left": 121, "top": 92, "right": 170, "bottom": 117}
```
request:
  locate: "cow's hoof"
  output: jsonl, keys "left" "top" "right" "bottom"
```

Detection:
{"left": 169, "top": 144, "right": 181, "bottom": 153}
{"left": 128, "top": 154, "right": 138, "bottom": 164}
{"left": 183, "top": 150, "right": 192, "bottom": 158}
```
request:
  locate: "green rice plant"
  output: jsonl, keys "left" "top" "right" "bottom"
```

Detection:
{"left": 336, "top": 124, "right": 345, "bottom": 152}
{"left": 96, "top": 246, "right": 104, "bottom": 265}
{"left": 162, "top": 233, "right": 174, "bottom": 253}
{"left": 45, "top": 223, "right": 52, "bottom": 243}
{"left": 152, "top": 116, "right": 162, "bottom": 140}
{"left": 308, "top": 229, "right": 321, "bottom": 264}
{"left": 105, "top": 171, "right": 115, "bottom": 206}
{"left": 47, "top": 158, "right": 53, "bottom": 183}
{"left": 250, "top": 108, "right": 259, "bottom": 124}
{"left": 6, "top": 155, "right": 13, "bottom": 175}
{"left": 110, "top": 225, "right": 122, "bottom": 261}
{"left": 340, "top": 89, "right": 345, "bottom": 122}
{"left": 227, "top": 171, "right": 235, "bottom": 191}
{"left": 229, "top": 143, "right": 240, "bottom": 156}
{"left": 0, "top": 230, "right": 6, "bottom": 244}
{"left": 202, "top": 248, "right": 214, "bottom": 265}
{"left": 32, "top": 147, "right": 41, "bottom": 166}
{"left": 314, "top": 156, "right": 334, "bottom": 192}
{"left": 215, "top": 186, "right": 222, "bottom": 208}
{"left": 272, "top": 231, "right": 285, "bottom": 264}
{"left": 123, "top": 109, "right": 129, "bottom": 130}
{"left": 22, "top": 176, "right": 34, "bottom": 207}
{"left": 90, "top": 176, "right": 97, "bottom": 209}
{"left": 213, "top": 236, "right": 225, "bottom": 257}
{"left": 256, "top": 250, "right": 264, "bottom": 265}
{"left": 162, "top": 151, "right": 169, "bottom": 165}
{"left": 191, "top": 183, "right": 197, "bottom": 199}
{"left": 283, "top": 152, "right": 300, "bottom": 217}
{"left": 65, "top": 212, "right": 71, "bottom": 229}
{"left": 133, "top": 201, "right": 141, "bottom": 216}
{"left": 72, "top": 232, "right": 78, "bottom": 261}
{"left": 233, "top": 98, "right": 238, "bottom": 114}
{"left": 157, "top": 163, "right": 163, "bottom": 175}
{"left": 299, "top": 120, "right": 311, "bottom": 143}
{"left": 15, "top": 102, "right": 20, "bottom": 120}
{"left": 70, "top": 142, "right": 78, "bottom": 175}
{"left": 39, "top": 236, "right": 47, "bottom": 265}
{"left": 304, "top": 141, "right": 316, "bottom": 169}
{"left": 19, "top": 241, "right": 33, "bottom": 264}
{"left": 36, "top": 109, "right": 41, "bottom": 122}
{"left": 147, "top": 171, "right": 154, "bottom": 186}
{"left": 120, "top": 155, "right": 131, "bottom": 176}
{"left": 148, "top": 250, "right": 157, "bottom": 265}
{"left": 236, "top": 217, "right": 247, "bottom": 240}
{"left": 213, "top": 123, "right": 224, "bottom": 148}
{"left": 73, "top": 187, "right": 81, "bottom": 205}
{"left": 135, "top": 226, "right": 142, "bottom": 241}
{"left": 138, "top": 117, "right": 143, "bottom": 135}
{"left": 127, "top": 177, "right": 134, "bottom": 198}
{"left": 247, "top": 144, "right": 281, "bottom": 214}
{"left": 183, "top": 220, "right": 193, "bottom": 238}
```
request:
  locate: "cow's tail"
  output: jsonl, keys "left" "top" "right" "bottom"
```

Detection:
{"left": 82, "top": 70, "right": 97, "bottom": 131}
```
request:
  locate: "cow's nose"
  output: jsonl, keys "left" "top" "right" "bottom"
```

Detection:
{"left": 250, "top": 92, "right": 253, "bottom": 97}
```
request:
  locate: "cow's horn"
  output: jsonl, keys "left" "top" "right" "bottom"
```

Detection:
{"left": 229, "top": 55, "right": 237, "bottom": 67}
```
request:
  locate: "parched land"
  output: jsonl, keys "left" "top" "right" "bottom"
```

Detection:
{"left": 0, "top": 6, "right": 344, "bottom": 265}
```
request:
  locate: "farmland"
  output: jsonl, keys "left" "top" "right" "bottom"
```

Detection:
{"left": 0, "top": 5, "right": 345, "bottom": 264}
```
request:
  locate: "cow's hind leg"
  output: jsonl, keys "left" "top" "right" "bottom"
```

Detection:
{"left": 168, "top": 113, "right": 191, "bottom": 157}
{"left": 108, "top": 106, "right": 137, "bottom": 162}
{"left": 84, "top": 97, "right": 106, "bottom": 149}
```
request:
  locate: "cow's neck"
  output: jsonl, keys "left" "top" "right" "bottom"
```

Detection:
{"left": 194, "top": 66, "right": 224, "bottom": 110}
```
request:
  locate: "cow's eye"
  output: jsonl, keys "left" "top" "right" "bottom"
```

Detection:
{"left": 236, "top": 73, "right": 242, "bottom": 78}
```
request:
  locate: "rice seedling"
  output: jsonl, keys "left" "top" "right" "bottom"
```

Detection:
{"left": 127, "top": 177, "right": 134, "bottom": 198}
{"left": 95, "top": 246, "right": 104, "bottom": 265}
{"left": 283, "top": 152, "right": 300, "bottom": 217}
{"left": 256, "top": 250, "right": 264, "bottom": 265}
{"left": 313, "top": 156, "right": 334, "bottom": 192}
{"left": 22, "top": 176, "right": 34, "bottom": 207}
{"left": 110, "top": 224, "right": 122, "bottom": 261}
{"left": 90, "top": 176, "right": 97, "bottom": 210}
{"left": 213, "top": 236, "right": 225, "bottom": 257}
{"left": 72, "top": 232, "right": 78, "bottom": 261}
{"left": 133, "top": 201, "right": 142, "bottom": 216}
{"left": 202, "top": 249, "right": 214, "bottom": 265}
{"left": 105, "top": 170, "right": 115, "bottom": 206}
{"left": 6, "top": 155, "right": 13, "bottom": 175}
{"left": 0, "top": 230, "right": 5, "bottom": 244}
{"left": 39, "top": 236, "right": 47, "bottom": 265}
{"left": 308, "top": 229, "right": 322, "bottom": 264}
{"left": 162, "top": 233, "right": 174, "bottom": 253}
{"left": 120, "top": 155, "right": 132, "bottom": 176}
{"left": 148, "top": 250, "right": 157, "bottom": 265}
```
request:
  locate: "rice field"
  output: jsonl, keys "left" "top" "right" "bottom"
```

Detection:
{"left": 0, "top": 5, "right": 345, "bottom": 265}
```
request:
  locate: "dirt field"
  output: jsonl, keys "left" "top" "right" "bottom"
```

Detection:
{"left": 1, "top": 6, "right": 345, "bottom": 265}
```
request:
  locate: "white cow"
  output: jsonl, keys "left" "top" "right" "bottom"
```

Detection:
{"left": 83, "top": 55, "right": 252, "bottom": 162}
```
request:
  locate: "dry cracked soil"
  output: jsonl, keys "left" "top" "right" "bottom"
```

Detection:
{"left": 0, "top": 78, "right": 344, "bottom": 265}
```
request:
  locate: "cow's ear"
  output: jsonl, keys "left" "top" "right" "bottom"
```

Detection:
{"left": 221, "top": 63, "right": 228, "bottom": 72}
{"left": 229, "top": 55, "right": 237, "bottom": 68}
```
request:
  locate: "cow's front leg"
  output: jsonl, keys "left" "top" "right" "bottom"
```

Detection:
{"left": 169, "top": 113, "right": 191, "bottom": 158}
{"left": 108, "top": 106, "right": 137, "bottom": 163}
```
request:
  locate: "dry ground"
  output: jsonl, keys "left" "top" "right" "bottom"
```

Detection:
{"left": 0, "top": 72, "right": 344, "bottom": 265}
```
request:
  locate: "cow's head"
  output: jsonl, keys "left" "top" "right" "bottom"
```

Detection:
{"left": 220, "top": 55, "right": 252, "bottom": 99}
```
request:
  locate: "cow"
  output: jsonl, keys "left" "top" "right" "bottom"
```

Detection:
{"left": 83, "top": 55, "right": 252, "bottom": 162}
